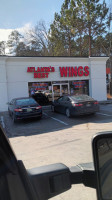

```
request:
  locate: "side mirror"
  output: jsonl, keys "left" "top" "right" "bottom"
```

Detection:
{"left": 92, "top": 132, "right": 112, "bottom": 200}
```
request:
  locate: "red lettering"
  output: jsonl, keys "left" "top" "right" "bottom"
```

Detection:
{"left": 51, "top": 67, "right": 55, "bottom": 72}
{"left": 33, "top": 73, "right": 49, "bottom": 78}
{"left": 34, "top": 73, "right": 37, "bottom": 78}
{"left": 38, "top": 73, "right": 41, "bottom": 78}
{"left": 37, "top": 67, "right": 41, "bottom": 72}
{"left": 78, "top": 66, "right": 83, "bottom": 76}
{"left": 68, "top": 67, "right": 71, "bottom": 77}
{"left": 44, "top": 67, "right": 48, "bottom": 72}
{"left": 84, "top": 66, "right": 89, "bottom": 76}
{"left": 40, "top": 67, "right": 45, "bottom": 72}
{"left": 47, "top": 67, "right": 50, "bottom": 72}
{"left": 41, "top": 73, "right": 45, "bottom": 78}
{"left": 31, "top": 67, "right": 35, "bottom": 72}
{"left": 71, "top": 67, "right": 77, "bottom": 77}
{"left": 45, "top": 73, "right": 49, "bottom": 78}
{"left": 59, "top": 67, "right": 67, "bottom": 77}
{"left": 27, "top": 67, "right": 31, "bottom": 72}
{"left": 33, "top": 67, "right": 36, "bottom": 72}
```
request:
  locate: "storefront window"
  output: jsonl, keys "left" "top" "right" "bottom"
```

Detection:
{"left": 69, "top": 80, "right": 89, "bottom": 95}
{"left": 28, "top": 80, "right": 89, "bottom": 105}
{"left": 28, "top": 82, "right": 52, "bottom": 97}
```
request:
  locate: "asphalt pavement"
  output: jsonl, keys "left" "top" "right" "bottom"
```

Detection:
{"left": 1, "top": 104, "right": 112, "bottom": 200}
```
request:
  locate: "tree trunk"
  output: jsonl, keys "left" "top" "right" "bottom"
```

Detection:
{"left": 89, "top": 25, "right": 91, "bottom": 56}
{"left": 68, "top": 35, "right": 71, "bottom": 56}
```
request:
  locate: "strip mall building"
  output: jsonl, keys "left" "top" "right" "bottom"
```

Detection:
{"left": 0, "top": 56, "right": 108, "bottom": 111}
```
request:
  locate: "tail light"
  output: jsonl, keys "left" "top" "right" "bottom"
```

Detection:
{"left": 94, "top": 101, "right": 98, "bottom": 105}
{"left": 36, "top": 106, "right": 42, "bottom": 109}
{"left": 14, "top": 108, "right": 22, "bottom": 112}
{"left": 72, "top": 103, "right": 83, "bottom": 107}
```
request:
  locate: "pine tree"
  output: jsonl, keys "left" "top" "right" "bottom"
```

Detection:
{"left": 49, "top": 0, "right": 109, "bottom": 56}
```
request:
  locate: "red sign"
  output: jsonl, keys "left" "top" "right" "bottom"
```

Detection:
{"left": 27, "top": 66, "right": 89, "bottom": 79}
{"left": 59, "top": 66, "right": 89, "bottom": 77}
{"left": 27, "top": 66, "right": 55, "bottom": 78}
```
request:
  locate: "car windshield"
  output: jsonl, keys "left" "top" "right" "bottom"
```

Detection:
{"left": 16, "top": 98, "right": 37, "bottom": 106}
{"left": 71, "top": 95, "right": 94, "bottom": 101}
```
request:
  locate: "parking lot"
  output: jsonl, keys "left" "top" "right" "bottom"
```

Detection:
{"left": 1, "top": 103, "right": 112, "bottom": 200}
{"left": 2, "top": 103, "right": 112, "bottom": 138}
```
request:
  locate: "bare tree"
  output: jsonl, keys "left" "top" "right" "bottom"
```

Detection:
{"left": 25, "top": 21, "right": 50, "bottom": 56}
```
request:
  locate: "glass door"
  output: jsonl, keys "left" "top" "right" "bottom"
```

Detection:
{"left": 61, "top": 84, "right": 69, "bottom": 96}
{"left": 52, "top": 83, "right": 69, "bottom": 101}
{"left": 52, "top": 84, "right": 61, "bottom": 101}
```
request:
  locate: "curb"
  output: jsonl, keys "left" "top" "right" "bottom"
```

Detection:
{"left": 99, "top": 100, "right": 112, "bottom": 104}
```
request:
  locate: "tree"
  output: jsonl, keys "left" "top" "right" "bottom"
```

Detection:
{"left": 26, "top": 21, "right": 51, "bottom": 56}
{"left": 0, "top": 41, "right": 5, "bottom": 55}
{"left": 77, "top": 0, "right": 109, "bottom": 56}
{"left": 15, "top": 41, "right": 42, "bottom": 56}
{"left": 49, "top": 0, "right": 109, "bottom": 56}
{"left": 49, "top": 3, "right": 77, "bottom": 56}
{"left": 7, "top": 30, "right": 23, "bottom": 55}
{"left": 92, "top": 33, "right": 112, "bottom": 56}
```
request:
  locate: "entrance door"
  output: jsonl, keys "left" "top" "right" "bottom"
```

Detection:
{"left": 52, "top": 85, "right": 60, "bottom": 101}
{"left": 52, "top": 83, "right": 69, "bottom": 101}
{"left": 61, "top": 84, "right": 68, "bottom": 96}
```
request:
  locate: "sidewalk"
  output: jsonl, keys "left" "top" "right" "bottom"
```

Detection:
{"left": 99, "top": 99, "right": 112, "bottom": 104}
{"left": 99, "top": 93, "right": 112, "bottom": 104}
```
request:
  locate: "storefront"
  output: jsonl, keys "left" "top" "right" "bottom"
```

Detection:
{"left": 0, "top": 56, "right": 108, "bottom": 111}
{"left": 28, "top": 80, "right": 89, "bottom": 102}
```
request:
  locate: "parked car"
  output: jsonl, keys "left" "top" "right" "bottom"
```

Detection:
{"left": 32, "top": 92, "right": 49, "bottom": 105}
{"left": 8, "top": 97, "right": 42, "bottom": 122}
{"left": 51, "top": 94, "right": 99, "bottom": 117}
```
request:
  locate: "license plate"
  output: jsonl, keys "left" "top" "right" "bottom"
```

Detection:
{"left": 27, "top": 108, "right": 32, "bottom": 112}
{"left": 86, "top": 103, "right": 91, "bottom": 107}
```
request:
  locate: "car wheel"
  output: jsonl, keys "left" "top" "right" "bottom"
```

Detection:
{"left": 51, "top": 105, "right": 55, "bottom": 112}
{"left": 66, "top": 108, "right": 71, "bottom": 118}
{"left": 8, "top": 109, "right": 11, "bottom": 116}
{"left": 12, "top": 114, "right": 17, "bottom": 123}
{"left": 38, "top": 116, "right": 42, "bottom": 119}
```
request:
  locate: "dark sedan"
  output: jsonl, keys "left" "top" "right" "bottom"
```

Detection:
{"left": 8, "top": 97, "right": 42, "bottom": 123}
{"left": 51, "top": 95, "right": 99, "bottom": 117}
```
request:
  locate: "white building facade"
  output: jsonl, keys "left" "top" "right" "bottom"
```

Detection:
{"left": 0, "top": 56, "right": 108, "bottom": 111}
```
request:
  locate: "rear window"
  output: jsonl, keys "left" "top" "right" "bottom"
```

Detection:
{"left": 16, "top": 98, "right": 37, "bottom": 106}
{"left": 71, "top": 95, "right": 94, "bottom": 101}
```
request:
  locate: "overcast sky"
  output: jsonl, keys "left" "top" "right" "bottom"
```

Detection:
{"left": 0, "top": 0, "right": 111, "bottom": 42}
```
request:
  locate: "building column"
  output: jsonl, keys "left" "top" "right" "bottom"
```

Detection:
{"left": 0, "top": 58, "right": 8, "bottom": 111}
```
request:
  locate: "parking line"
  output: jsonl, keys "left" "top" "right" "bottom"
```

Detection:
{"left": 43, "top": 112, "right": 68, "bottom": 126}
{"left": 97, "top": 112, "right": 112, "bottom": 117}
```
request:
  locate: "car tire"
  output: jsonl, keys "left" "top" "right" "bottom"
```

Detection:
{"left": 38, "top": 116, "right": 42, "bottom": 119}
{"left": 8, "top": 109, "right": 11, "bottom": 116}
{"left": 51, "top": 105, "right": 55, "bottom": 112}
{"left": 66, "top": 108, "right": 71, "bottom": 118}
{"left": 12, "top": 114, "right": 17, "bottom": 123}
